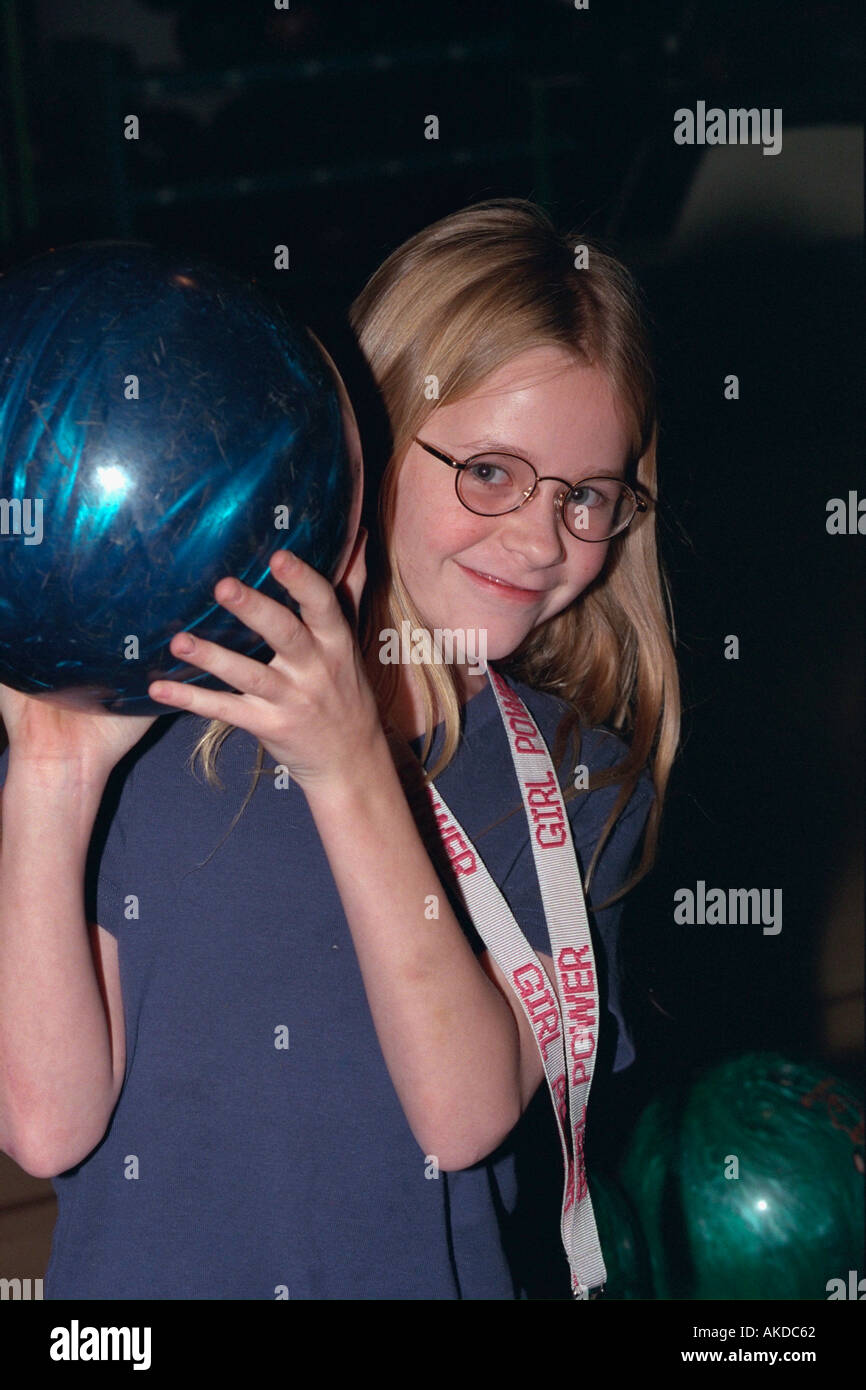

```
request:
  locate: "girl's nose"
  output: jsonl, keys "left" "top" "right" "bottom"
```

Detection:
{"left": 498, "top": 481, "right": 568, "bottom": 566}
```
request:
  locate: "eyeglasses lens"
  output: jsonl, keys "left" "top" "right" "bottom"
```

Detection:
{"left": 457, "top": 455, "right": 631, "bottom": 540}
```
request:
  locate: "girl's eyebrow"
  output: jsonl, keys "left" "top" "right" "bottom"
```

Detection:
{"left": 460, "top": 437, "right": 534, "bottom": 457}
{"left": 459, "top": 438, "right": 628, "bottom": 478}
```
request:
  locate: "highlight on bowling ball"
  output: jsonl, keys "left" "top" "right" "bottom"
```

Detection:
{"left": 0, "top": 241, "right": 363, "bottom": 714}
{"left": 618, "top": 1051, "right": 864, "bottom": 1301}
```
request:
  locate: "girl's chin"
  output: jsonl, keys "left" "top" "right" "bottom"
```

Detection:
{"left": 403, "top": 599, "right": 539, "bottom": 662}
{"left": 478, "top": 639, "right": 534, "bottom": 667}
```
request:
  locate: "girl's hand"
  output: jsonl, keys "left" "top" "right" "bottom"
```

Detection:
{"left": 0, "top": 683, "right": 158, "bottom": 780}
{"left": 147, "top": 530, "right": 381, "bottom": 793}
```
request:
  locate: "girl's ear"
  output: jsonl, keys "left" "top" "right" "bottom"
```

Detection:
{"left": 335, "top": 526, "right": 368, "bottom": 628}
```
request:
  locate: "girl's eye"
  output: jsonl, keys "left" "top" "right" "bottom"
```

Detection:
{"left": 464, "top": 457, "right": 521, "bottom": 489}
{"left": 562, "top": 480, "right": 622, "bottom": 533}
{"left": 567, "top": 480, "right": 619, "bottom": 509}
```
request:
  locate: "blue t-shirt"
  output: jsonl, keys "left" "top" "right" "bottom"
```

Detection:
{"left": 0, "top": 674, "right": 653, "bottom": 1299}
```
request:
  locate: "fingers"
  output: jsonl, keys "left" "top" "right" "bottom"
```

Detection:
{"left": 147, "top": 550, "right": 349, "bottom": 718}
{"left": 148, "top": 669, "right": 271, "bottom": 733}
{"left": 268, "top": 550, "right": 346, "bottom": 636}
{"left": 156, "top": 629, "right": 285, "bottom": 707}
{"left": 202, "top": 550, "right": 339, "bottom": 660}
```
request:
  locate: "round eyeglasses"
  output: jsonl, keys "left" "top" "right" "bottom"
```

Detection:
{"left": 412, "top": 437, "right": 648, "bottom": 542}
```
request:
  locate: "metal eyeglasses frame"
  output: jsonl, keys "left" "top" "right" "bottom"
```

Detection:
{"left": 412, "top": 437, "right": 648, "bottom": 541}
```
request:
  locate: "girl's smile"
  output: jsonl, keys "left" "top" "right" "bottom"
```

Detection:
{"left": 455, "top": 563, "right": 553, "bottom": 602}
{"left": 392, "top": 346, "right": 633, "bottom": 664}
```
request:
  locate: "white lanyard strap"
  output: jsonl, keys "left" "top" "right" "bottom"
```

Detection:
{"left": 427, "top": 669, "right": 606, "bottom": 1298}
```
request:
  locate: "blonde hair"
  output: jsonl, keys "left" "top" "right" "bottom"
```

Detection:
{"left": 190, "top": 198, "right": 680, "bottom": 901}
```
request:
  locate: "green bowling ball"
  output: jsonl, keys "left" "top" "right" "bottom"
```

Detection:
{"left": 590, "top": 1169, "right": 654, "bottom": 1299}
{"left": 618, "top": 1053, "right": 864, "bottom": 1300}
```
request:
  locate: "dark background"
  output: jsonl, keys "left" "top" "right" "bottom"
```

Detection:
{"left": 0, "top": 0, "right": 862, "bottom": 1206}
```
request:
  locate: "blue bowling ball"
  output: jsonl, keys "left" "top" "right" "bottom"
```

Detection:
{"left": 0, "top": 241, "right": 362, "bottom": 714}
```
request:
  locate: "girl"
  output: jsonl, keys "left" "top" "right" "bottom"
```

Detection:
{"left": 0, "top": 198, "right": 679, "bottom": 1299}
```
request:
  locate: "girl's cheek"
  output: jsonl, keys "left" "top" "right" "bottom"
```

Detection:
{"left": 570, "top": 544, "right": 610, "bottom": 593}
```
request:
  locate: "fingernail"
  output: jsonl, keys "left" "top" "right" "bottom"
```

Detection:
{"left": 174, "top": 634, "right": 195, "bottom": 654}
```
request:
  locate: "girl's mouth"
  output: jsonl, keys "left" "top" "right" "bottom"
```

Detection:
{"left": 457, "top": 564, "right": 547, "bottom": 602}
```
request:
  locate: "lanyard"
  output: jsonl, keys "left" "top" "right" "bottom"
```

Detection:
{"left": 427, "top": 669, "right": 606, "bottom": 1298}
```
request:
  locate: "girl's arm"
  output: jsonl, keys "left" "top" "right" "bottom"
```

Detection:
{"left": 0, "top": 692, "right": 157, "bottom": 1177}
{"left": 149, "top": 546, "right": 548, "bottom": 1172}
{"left": 303, "top": 731, "right": 548, "bottom": 1171}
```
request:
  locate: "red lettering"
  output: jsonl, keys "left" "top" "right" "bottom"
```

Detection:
{"left": 536, "top": 822, "right": 567, "bottom": 848}
{"left": 526, "top": 783, "right": 560, "bottom": 811}
{"left": 502, "top": 695, "right": 529, "bottom": 723}
{"left": 559, "top": 946, "right": 595, "bottom": 992}
{"left": 571, "top": 1057, "right": 591, "bottom": 1086}
{"left": 452, "top": 850, "right": 477, "bottom": 876}
{"left": 490, "top": 674, "right": 547, "bottom": 754}
{"left": 521, "top": 776, "right": 567, "bottom": 848}
{"left": 564, "top": 1154, "right": 575, "bottom": 1213}
{"left": 513, "top": 962, "right": 545, "bottom": 998}
{"left": 534, "top": 1009, "right": 560, "bottom": 1059}
{"left": 490, "top": 670, "right": 510, "bottom": 701}
{"left": 562, "top": 966, "right": 594, "bottom": 991}
{"left": 500, "top": 692, "right": 529, "bottom": 720}
{"left": 441, "top": 827, "right": 467, "bottom": 855}
{"left": 531, "top": 804, "right": 562, "bottom": 823}
{"left": 515, "top": 734, "right": 545, "bottom": 754}
{"left": 567, "top": 997, "right": 596, "bottom": 1029}
{"left": 427, "top": 793, "right": 478, "bottom": 875}
{"left": 573, "top": 1106, "right": 588, "bottom": 1204}
{"left": 552, "top": 1073, "right": 568, "bottom": 1129}
{"left": 510, "top": 716, "right": 537, "bottom": 737}
{"left": 559, "top": 945, "right": 593, "bottom": 972}
{"left": 513, "top": 963, "right": 562, "bottom": 1062}
{"left": 525, "top": 770, "right": 557, "bottom": 792}
{"left": 570, "top": 1031, "right": 595, "bottom": 1063}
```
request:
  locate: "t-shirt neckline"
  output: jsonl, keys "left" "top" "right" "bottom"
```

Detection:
{"left": 407, "top": 669, "right": 511, "bottom": 763}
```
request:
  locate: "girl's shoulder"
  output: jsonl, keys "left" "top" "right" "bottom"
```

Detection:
{"left": 121, "top": 712, "right": 252, "bottom": 785}
{"left": 499, "top": 674, "right": 656, "bottom": 823}
{"left": 503, "top": 674, "right": 638, "bottom": 771}
{"left": 86, "top": 713, "right": 258, "bottom": 845}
